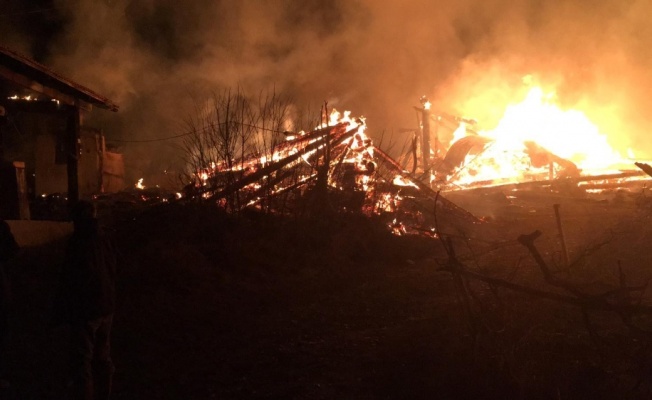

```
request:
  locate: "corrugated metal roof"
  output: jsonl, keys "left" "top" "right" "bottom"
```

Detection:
{"left": 0, "top": 46, "right": 119, "bottom": 112}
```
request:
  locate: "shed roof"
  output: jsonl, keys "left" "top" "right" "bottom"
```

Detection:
{"left": 0, "top": 46, "right": 118, "bottom": 112}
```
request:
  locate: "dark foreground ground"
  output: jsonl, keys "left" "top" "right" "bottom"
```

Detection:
{"left": 4, "top": 189, "right": 652, "bottom": 399}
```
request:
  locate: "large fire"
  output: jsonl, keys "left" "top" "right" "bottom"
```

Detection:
{"left": 447, "top": 86, "right": 629, "bottom": 186}
{"left": 186, "top": 109, "right": 374, "bottom": 205}
{"left": 178, "top": 87, "right": 650, "bottom": 237}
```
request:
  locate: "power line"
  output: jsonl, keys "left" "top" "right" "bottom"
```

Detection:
{"left": 110, "top": 131, "right": 194, "bottom": 143}
{"left": 110, "top": 122, "right": 292, "bottom": 144}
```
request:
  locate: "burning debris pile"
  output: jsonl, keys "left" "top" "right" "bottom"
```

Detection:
{"left": 177, "top": 85, "right": 652, "bottom": 236}
{"left": 182, "top": 108, "right": 479, "bottom": 235}
{"left": 186, "top": 111, "right": 372, "bottom": 210}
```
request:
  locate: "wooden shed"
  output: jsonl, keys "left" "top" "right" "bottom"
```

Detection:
{"left": 0, "top": 46, "right": 119, "bottom": 219}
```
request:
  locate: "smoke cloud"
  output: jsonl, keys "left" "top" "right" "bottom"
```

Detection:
{"left": 2, "top": 0, "right": 652, "bottom": 186}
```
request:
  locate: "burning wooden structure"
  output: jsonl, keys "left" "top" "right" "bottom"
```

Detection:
{"left": 181, "top": 87, "right": 652, "bottom": 237}
{"left": 183, "top": 109, "right": 480, "bottom": 234}
{"left": 182, "top": 92, "right": 652, "bottom": 238}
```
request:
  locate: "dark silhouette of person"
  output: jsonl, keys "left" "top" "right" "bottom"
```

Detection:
{"left": 0, "top": 220, "right": 19, "bottom": 392}
{"left": 53, "top": 201, "right": 116, "bottom": 400}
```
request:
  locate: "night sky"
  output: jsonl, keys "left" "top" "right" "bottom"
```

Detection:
{"left": 2, "top": 0, "right": 652, "bottom": 184}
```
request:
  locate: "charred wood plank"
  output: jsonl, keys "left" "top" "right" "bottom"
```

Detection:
{"left": 209, "top": 123, "right": 356, "bottom": 202}
{"left": 574, "top": 170, "right": 646, "bottom": 182}
{"left": 373, "top": 145, "right": 481, "bottom": 223}
{"left": 448, "top": 170, "right": 647, "bottom": 194}
{"left": 242, "top": 172, "right": 318, "bottom": 210}
{"left": 635, "top": 162, "right": 652, "bottom": 178}
{"left": 578, "top": 180, "right": 652, "bottom": 190}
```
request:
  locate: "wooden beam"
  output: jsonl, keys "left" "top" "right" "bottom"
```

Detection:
{"left": 635, "top": 162, "right": 652, "bottom": 178}
{"left": 0, "top": 99, "right": 68, "bottom": 114}
{"left": 373, "top": 145, "right": 481, "bottom": 223}
{"left": 0, "top": 65, "right": 92, "bottom": 111}
{"left": 208, "top": 123, "right": 354, "bottom": 202}
{"left": 421, "top": 107, "right": 430, "bottom": 172}
{"left": 67, "top": 106, "right": 80, "bottom": 204}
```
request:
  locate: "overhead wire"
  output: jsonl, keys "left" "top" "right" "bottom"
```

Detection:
{"left": 109, "top": 131, "right": 197, "bottom": 144}
{"left": 110, "top": 121, "right": 292, "bottom": 143}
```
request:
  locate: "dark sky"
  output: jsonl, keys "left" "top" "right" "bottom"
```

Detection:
{"left": 2, "top": 0, "right": 652, "bottom": 183}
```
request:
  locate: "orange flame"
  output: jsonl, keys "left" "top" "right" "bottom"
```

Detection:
{"left": 485, "top": 87, "right": 621, "bottom": 168}
{"left": 449, "top": 86, "right": 626, "bottom": 185}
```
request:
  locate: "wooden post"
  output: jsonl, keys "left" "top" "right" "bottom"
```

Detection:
{"left": 66, "top": 106, "right": 80, "bottom": 204}
{"left": 553, "top": 204, "right": 570, "bottom": 267}
{"left": 411, "top": 131, "right": 418, "bottom": 174}
{"left": 97, "top": 130, "right": 105, "bottom": 193}
{"left": 433, "top": 115, "right": 440, "bottom": 158}
{"left": 421, "top": 106, "right": 430, "bottom": 173}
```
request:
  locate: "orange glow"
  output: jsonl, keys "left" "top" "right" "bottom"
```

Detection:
{"left": 192, "top": 109, "right": 372, "bottom": 199}
{"left": 392, "top": 175, "right": 419, "bottom": 188}
{"left": 449, "top": 86, "right": 626, "bottom": 186}
{"left": 485, "top": 87, "right": 620, "bottom": 167}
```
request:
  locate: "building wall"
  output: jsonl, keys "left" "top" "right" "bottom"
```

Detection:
{"left": 35, "top": 133, "right": 67, "bottom": 195}
{"left": 78, "top": 130, "right": 102, "bottom": 196}
{"left": 103, "top": 150, "right": 125, "bottom": 193}
{"left": 35, "top": 129, "right": 126, "bottom": 197}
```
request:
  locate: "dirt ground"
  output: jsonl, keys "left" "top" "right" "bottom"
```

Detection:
{"left": 4, "top": 187, "right": 652, "bottom": 399}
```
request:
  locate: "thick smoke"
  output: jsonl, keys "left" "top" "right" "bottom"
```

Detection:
{"left": 2, "top": 0, "right": 652, "bottom": 186}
